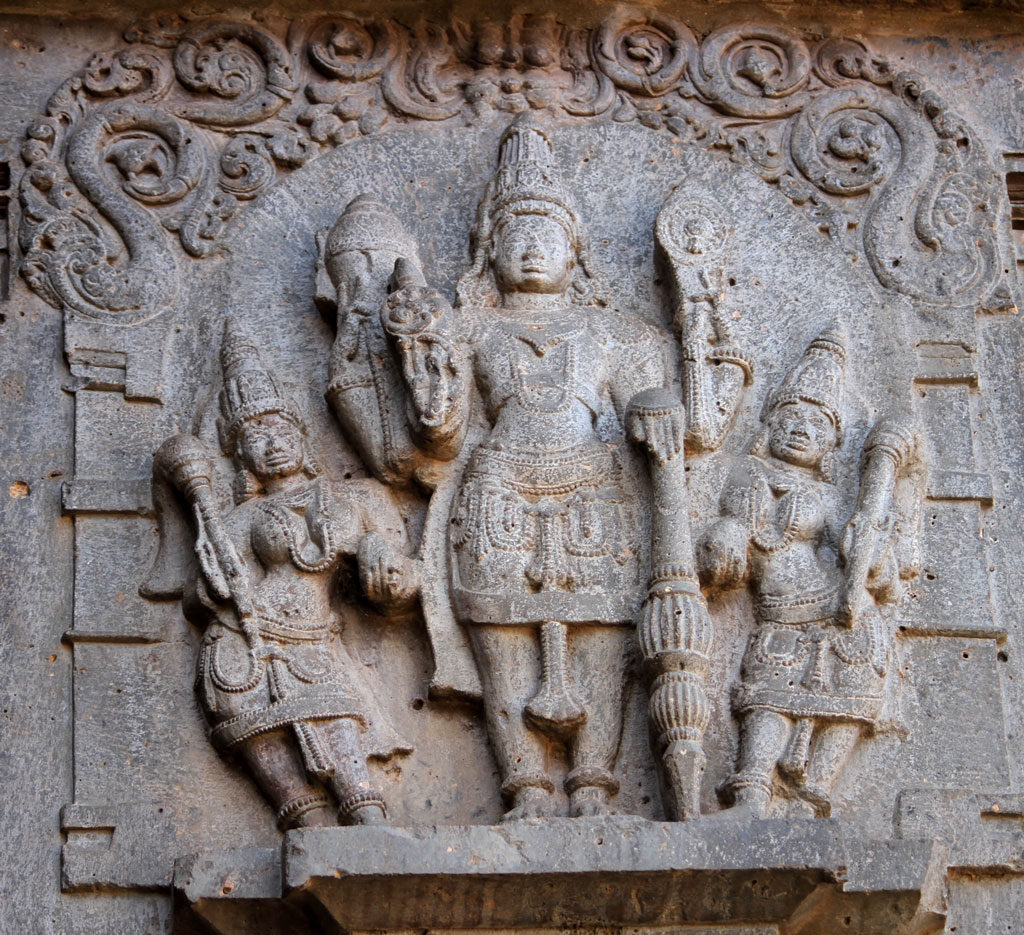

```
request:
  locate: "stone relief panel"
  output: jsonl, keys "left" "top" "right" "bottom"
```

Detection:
{"left": 130, "top": 109, "right": 972, "bottom": 837}
{"left": 14, "top": 9, "right": 1019, "bottom": 931}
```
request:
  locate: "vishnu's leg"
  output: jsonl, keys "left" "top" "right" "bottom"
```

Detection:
{"left": 294, "top": 718, "right": 387, "bottom": 825}
{"left": 236, "top": 730, "right": 335, "bottom": 829}
{"left": 716, "top": 709, "right": 791, "bottom": 819}
{"left": 800, "top": 722, "right": 862, "bottom": 816}
{"left": 470, "top": 624, "right": 555, "bottom": 821}
{"left": 565, "top": 625, "right": 631, "bottom": 817}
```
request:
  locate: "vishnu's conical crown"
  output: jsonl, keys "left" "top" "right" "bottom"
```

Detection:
{"left": 488, "top": 113, "right": 580, "bottom": 237}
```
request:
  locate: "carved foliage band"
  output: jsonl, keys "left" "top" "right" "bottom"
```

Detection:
{"left": 17, "top": 14, "right": 1011, "bottom": 323}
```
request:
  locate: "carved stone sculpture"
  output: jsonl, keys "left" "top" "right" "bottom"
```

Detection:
{"left": 8, "top": 8, "right": 1024, "bottom": 933}
{"left": 316, "top": 195, "right": 423, "bottom": 487}
{"left": 149, "top": 321, "right": 414, "bottom": 829}
{"left": 696, "top": 325, "right": 925, "bottom": 818}
{"left": 369, "top": 115, "right": 690, "bottom": 820}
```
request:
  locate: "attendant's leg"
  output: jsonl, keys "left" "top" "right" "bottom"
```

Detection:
{"left": 236, "top": 730, "right": 335, "bottom": 829}
{"left": 297, "top": 718, "right": 387, "bottom": 825}
{"left": 565, "top": 625, "right": 630, "bottom": 817}
{"left": 800, "top": 722, "right": 862, "bottom": 816}
{"left": 716, "top": 709, "right": 791, "bottom": 819}
{"left": 470, "top": 624, "right": 555, "bottom": 821}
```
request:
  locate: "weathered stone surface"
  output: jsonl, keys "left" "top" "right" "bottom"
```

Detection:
{"left": 2, "top": 3, "right": 1024, "bottom": 933}
{"left": 172, "top": 818, "right": 947, "bottom": 934}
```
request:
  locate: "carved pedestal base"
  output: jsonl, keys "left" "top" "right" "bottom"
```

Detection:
{"left": 172, "top": 818, "right": 945, "bottom": 935}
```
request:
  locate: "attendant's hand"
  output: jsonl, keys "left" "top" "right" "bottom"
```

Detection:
{"left": 695, "top": 518, "right": 748, "bottom": 590}
{"left": 358, "top": 531, "right": 419, "bottom": 611}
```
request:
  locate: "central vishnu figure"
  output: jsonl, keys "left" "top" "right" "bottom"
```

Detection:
{"left": 376, "top": 116, "right": 692, "bottom": 820}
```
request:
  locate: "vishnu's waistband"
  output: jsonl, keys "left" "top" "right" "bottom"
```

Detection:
{"left": 465, "top": 442, "right": 616, "bottom": 497}
{"left": 755, "top": 584, "right": 841, "bottom": 625}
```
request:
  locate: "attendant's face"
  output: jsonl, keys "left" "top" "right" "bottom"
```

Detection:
{"left": 239, "top": 413, "right": 304, "bottom": 481}
{"left": 492, "top": 214, "right": 573, "bottom": 295}
{"left": 767, "top": 401, "right": 837, "bottom": 469}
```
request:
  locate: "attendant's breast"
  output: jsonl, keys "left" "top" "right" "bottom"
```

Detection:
{"left": 250, "top": 506, "right": 292, "bottom": 567}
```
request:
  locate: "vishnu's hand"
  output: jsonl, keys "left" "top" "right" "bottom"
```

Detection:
{"left": 626, "top": 388, "right": 685, "bottom": 467}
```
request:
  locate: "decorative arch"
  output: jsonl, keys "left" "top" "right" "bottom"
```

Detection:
{"left": 17, "top": 11, "right": 1014, "bottom": 328}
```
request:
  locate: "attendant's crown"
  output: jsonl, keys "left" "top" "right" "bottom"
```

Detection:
{"left": 217, "top": 318, "right": 303, "bottom": 454}
{"left": 763, "top": 321, "right": 847, "bottom": 441}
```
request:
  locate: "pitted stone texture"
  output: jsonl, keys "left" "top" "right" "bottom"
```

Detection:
{"left": 2, "top": 6, "right": 1024, "bottom": 935}
{"left": 170, "top": 818, "right": 946, "bottom": 934}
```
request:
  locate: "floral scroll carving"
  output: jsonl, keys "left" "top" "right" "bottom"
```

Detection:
{"left": 19, "top": 21, "right": 314, "bottom": 323}
{"left": 18, "top": 14, "right": 1013, "bottom": 323}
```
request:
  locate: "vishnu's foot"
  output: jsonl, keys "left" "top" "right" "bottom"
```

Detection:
{"left": 569, "top": 785, "right": 615, "bottom": 818}
{"left": 297, "top": 805, "right": 336, "bottom": 828}
{"left": 502, "top": 785, "right": 555, "bottom": 822}
{"left": 708, "top": 787, "right": 771, "bottom": 822}
{"left": 338, "top": 790, "right": 388, "bottom": 826}
{"left": 347, "top": 801, "right": 387, "bottom": 825}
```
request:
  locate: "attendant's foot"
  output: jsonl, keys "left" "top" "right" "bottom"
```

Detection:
{"left": 347, "top": 801, "right": 387, "bottom": 825}
{"left": 278, "top": 794, "right": 335, "bottom": 831}
{"left": 569, "top": 785, "right": 615, "bottom": 818}
{"left": 502, "top": 785, "right": 555, "bottom": 822}
{"left": 797, "top": 782, "right": 832, "bottom": 817}
{"left": 708, "top": 787, "right": 771, "bottom": 822}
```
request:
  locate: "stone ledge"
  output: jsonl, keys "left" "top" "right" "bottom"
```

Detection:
{"left": 173, "top": 817, "right": 947, "bottom": 934}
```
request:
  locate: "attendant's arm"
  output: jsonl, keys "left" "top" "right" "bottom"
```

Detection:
{"left": 839, "top": 412, "right": 923, "bottom": 624}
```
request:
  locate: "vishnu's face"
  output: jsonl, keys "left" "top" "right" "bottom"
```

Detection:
{"left": 238, "top": 412, "right": 305, "bottom": 481}
{"left": 491, "top": 213, "right": 573, "bottom": 296}
{"left": 767, "top": 401, "right": 837, "bottom": 470}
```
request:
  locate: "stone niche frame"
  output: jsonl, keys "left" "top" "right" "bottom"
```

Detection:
{"left": 17, "top": 8, "right": 1021, "bottom": 934}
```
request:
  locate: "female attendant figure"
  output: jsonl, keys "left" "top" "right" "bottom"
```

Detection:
{"left": 154, "top": 321, "right": 414, "bottom": 829}
{"left": 696, "top": 325, "right": 922, "bottom": 818}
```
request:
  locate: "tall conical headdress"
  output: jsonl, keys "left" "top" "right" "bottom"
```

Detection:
{"left": 217, "top": 319, "right": 303, "bottom": 454}
{"left": 763, "top": 322, "right": 847, "bottom": 441}
{"left": 488, "top": 113, "right": 580, "bottom": 237}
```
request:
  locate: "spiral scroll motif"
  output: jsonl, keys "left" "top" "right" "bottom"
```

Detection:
{"left": 308, "top": 17, "right": 397, "bottom": 80}
{"left": 20, "top": 102, "right": 203, "bottom": 322}
{"left": 592, "top": 10, "right": 694, "bottom": 96}
{"left": 692, "top": 26, "right": 811, "bottom": 118}
{"left": 219, "top": 135, "right": 277, "bottom": 200}
{"left": 173, "top": 22, "right": 297, "bottom": 127}
{"left": 814, "top": 37, "right": 894, "bottom": 89}
{"left": 790, "top": 90, "right": 901, "bottom": 196}
{"left": 380, "top": 22, "right": 465, "bottom": 121}
{"left": 80, "top": 48, "right": 173, "bottom": 102}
